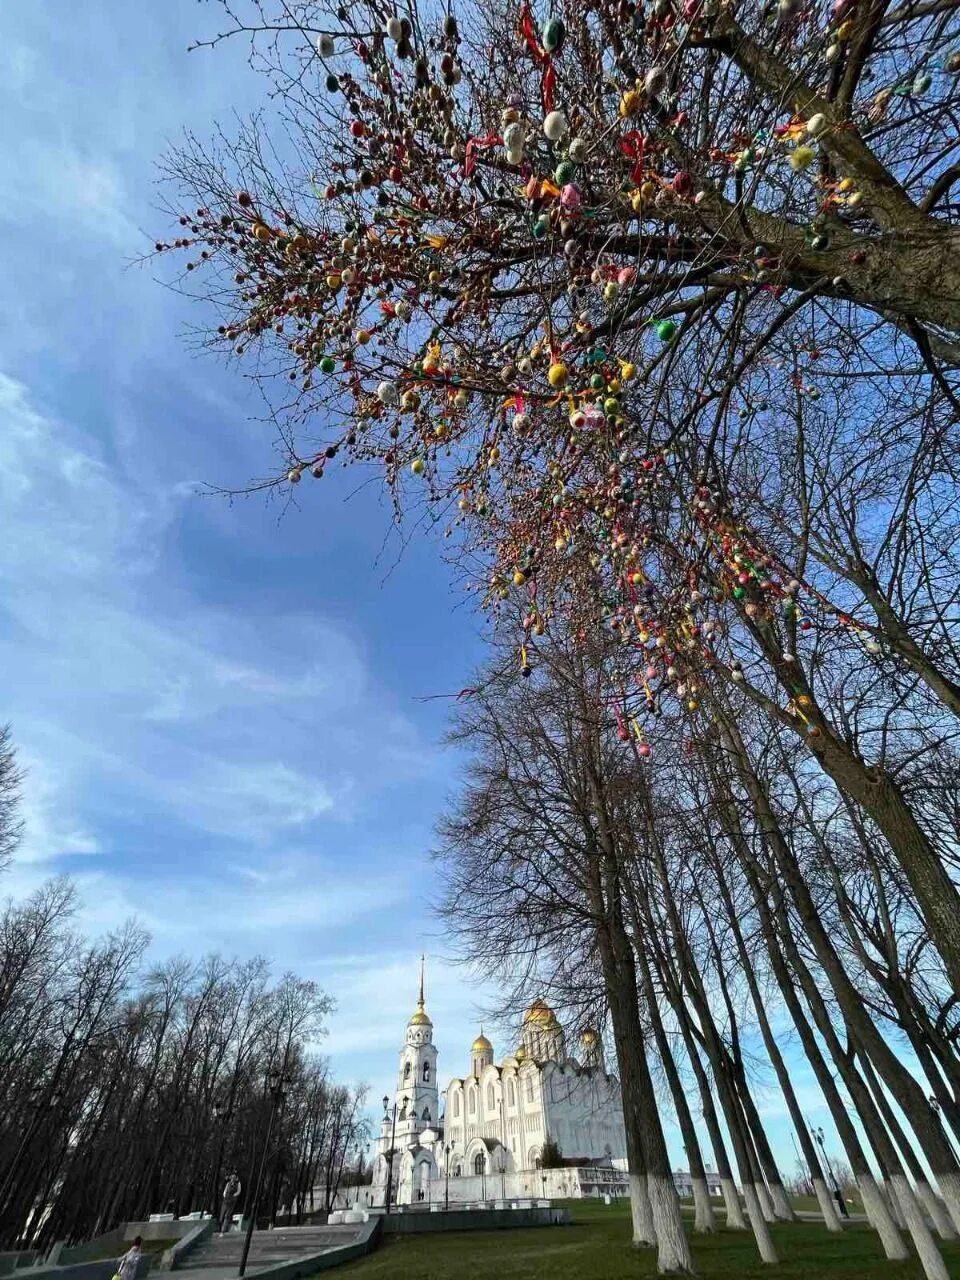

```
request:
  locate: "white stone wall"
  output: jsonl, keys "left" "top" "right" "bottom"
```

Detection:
{"left": 444, "top": 1060, "right": 549, "bottom": 1172}
{"left": 348, "top": 1165, "right": 630, "bottom": 1209}
{"left": 540, "top": 1062, "right": 627, "bottom": 1164}
{"left": 443, "top": 1057, "right": 626, "bottom": 1173}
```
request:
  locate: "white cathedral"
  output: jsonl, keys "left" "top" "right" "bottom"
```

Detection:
{"left": 366, "top": 967, "right": 628, "bottom": 1207}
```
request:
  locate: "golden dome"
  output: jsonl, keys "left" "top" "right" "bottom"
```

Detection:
{"left": 472, "top": 1032, "right": 493, "bottom": 1053}
{"left": 516, "top": 1044, "right": 528, "bottom": 1061}
{"left": 409, "top": 1005, "right": 432, "bottom": 1026}
{"left": 523, "top": 998, "right": 554, "bottom": 1025}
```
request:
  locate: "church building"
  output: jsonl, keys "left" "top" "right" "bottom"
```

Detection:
{"left": 368, "top": 969, "right": 627, "bottom": 1207}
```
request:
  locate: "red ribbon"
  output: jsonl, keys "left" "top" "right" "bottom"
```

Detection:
{"left": 518, "top": 1, "right": 556, "bottom": 113}
{"left": 621, "top": 130, "right": 647, "bottom": 185}
{"left": 464, "top": 131, "right": 501, "bottom": 177}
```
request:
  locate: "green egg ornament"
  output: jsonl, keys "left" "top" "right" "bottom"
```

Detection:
{"left": 554, "top": 160, "right": 575, "bottom": 185}
{"left": 541, "top": 16, "right": 565, "bottom": 52}
{"left": 655, "top": 319, "right": 677, "bottom": 342}
{"left": 319, "top": 355, "right": 336, "bottom": 374}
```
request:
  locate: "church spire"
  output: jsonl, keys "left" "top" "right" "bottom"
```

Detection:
{"left": 408, "top": 955, "right": 432, "bottom": 1027}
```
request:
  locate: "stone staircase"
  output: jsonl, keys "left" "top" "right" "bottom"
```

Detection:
{"left": 176, "top": 1224, "right": 370, "bottom": 1274}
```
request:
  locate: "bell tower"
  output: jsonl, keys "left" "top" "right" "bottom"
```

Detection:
{"left": 396, "top": 956, "right": 439, "bottom": 1134}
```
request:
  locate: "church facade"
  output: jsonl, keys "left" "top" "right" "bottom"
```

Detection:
{"left": 368, "top": 974, "right": 627, "bottom": 1207}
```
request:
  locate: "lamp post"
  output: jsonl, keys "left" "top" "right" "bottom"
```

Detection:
{"left": 811, "top": 1123, "right": 848, "bottom": 1219}
{"left": 382, "top": 1094, "right": 407, "bottom": 1214}
{"left": 480, "top": 1154, "right": 486, "bottom": 1203}
{"left": 930, "top": 1096, "right": 960, "bottom": 1164}
{"left": 238, "top": 1065, "right": 291, "bottom": 1277}
{"left": 498, "top": 1090, "right": 507, "bottom": 1202}
{"left": 444, "top": 1144, "right": 451, "bottom": 1210}
{"left": 210, "top": 1095, "right": 235, "bottom": 1226}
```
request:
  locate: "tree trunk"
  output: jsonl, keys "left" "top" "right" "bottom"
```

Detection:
{"left": 630, "top": 905, "right": 717, "bottom": 1234}
{"left": 858, "top": 1055, "right": 957, "bottom": 1242}
{"left": 719, "top": 711, "right": 960, "bottom": 1232}
{"left": 734, "top": 832, "right": 909, "bottom": 1258}
{"left": 642, "top": 870, "right": 777, "bottom": 1262}
{"left": 711, "top": 848, "right": 840, "bottom": 1231}
{"left": 673, "top": 1012, "right": 748, "bottom": 1230}
{"left": 584, "top": 764, "right": 695, "bottom": 1273}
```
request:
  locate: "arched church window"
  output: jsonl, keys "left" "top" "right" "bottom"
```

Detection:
{"left": 423, "top": 1061, "right": 431, "bottom": 1082}
{"left": 507, "top": 1079, "right": 515, "bottom": 1107}
{"left": 474, "top": 1152, "right": 485, "bottom": 1175}
{"left": 403, "top": 1061, "right": 411, "bottom": 1079}
{"left": 423, "top": 1108, "right": 431, "bottom": 1123}
{"left": 486, "top": 1083, "right": 495, "bottom": 1110}
{"left": 453, "top": 1093, "right": 460, "bottom": 1118}
{"left": 468, "top": 1089, "right": 476, "bottom": 1114}
{"left": 526, "top": 1077, "right": 534, "bottom": 1102}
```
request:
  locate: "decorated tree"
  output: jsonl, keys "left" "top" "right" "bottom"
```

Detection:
{"left": 160, "top": 0, "right": 960, "bottom": 1076}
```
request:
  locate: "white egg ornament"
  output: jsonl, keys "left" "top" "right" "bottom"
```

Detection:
{"left": 806, "top": 112, "right": 827, "bottom": 136}
{"left": 316, "top": 33, "right": 336, "bottom": 57}
{"left": 377, "top": 379, "right": 400, "bottom": 406}
{"left": 543, "top": 110, "right": 569, "bottom": 142}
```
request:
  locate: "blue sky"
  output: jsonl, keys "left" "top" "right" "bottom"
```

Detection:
{"left": 0, "top": 2, "right": 859, "bottom": 1181}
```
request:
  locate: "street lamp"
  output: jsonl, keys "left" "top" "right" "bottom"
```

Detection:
{"left": 210, "top": 1095, "right": 235, "bottom": 1226}
{"left": 382, "top": 1094, "right": 407, "bottom": 1213}
{"left": 444, "top": 1143, "right": 451, "bottom": 1210}
{"left": 930, "top": 1096, "right": 960, "bottom": 1163}
{"left": 810, "top": 1123, "right": 848, "bottom": 1219}
{"left": 238, "top": 1066, "right": 292, "bottom": 1277}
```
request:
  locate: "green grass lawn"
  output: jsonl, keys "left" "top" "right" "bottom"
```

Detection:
{"left": 333, "top": 1198, "right": 960, "bottom": 1279}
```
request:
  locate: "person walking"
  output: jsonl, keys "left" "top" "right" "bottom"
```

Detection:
{"left": 116, "top": 1237, "right": 142, "bottom": 1280}
{"left": 220, "top": 1172, "right": 241, "bottom": 1234}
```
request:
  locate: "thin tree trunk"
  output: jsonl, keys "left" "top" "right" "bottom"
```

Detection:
{"left": 630, "top": 909, "right": 717, "bottom": 1234}
{"left": 710, "top": 849, "right": 841, "bottom": 1231}
{"left": 732, "top": 824, "right": 909, "bottom": 1258}
{"left": 858, "top": 1055, "right": 958, "bottom": 1241}
{"left": 719, "top": 711, "right": 960, "bottom": 1233}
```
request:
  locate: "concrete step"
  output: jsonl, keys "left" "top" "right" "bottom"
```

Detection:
{"left": 178, "top": 1225, "right": 366, "bottom": 1271}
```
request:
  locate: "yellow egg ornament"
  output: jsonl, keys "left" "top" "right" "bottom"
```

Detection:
{"left": 548, "top": 362, "right": 569, "bottom": 388}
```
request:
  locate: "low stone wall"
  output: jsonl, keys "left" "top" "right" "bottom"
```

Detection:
{"left": 23, "top": 1254, "right": 153, "bottom": 1280}
{"left": 54, "top": 1220, "right": 194, "bottom": 1268}
{"left": 159, "top": 1221, "right": 214, "bottom": 1271}
{"left": 350, "top": 1165, "right": 628, "bottom": 1210}
{"left": 235, "top": 1219, "right": 382, "bottom": 1280}
{"left": 0, "top": 1254, "right": 38, "bottom": 1275}
{"left": 381, "top": 1205, "right": 571, "bottom": 1234}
